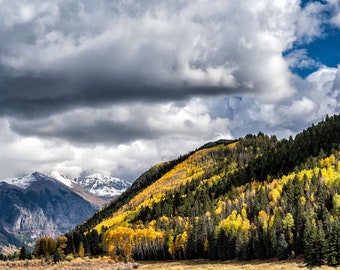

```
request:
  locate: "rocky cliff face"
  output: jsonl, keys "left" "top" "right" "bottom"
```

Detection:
{"left": 0, "top": 172, "right": 97, "bottom": 251}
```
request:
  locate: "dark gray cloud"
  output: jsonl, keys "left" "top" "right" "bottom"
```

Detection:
{"left": 0, "top": 0, "right": 297, "bottom": 120}
{"left": 9, "top": 115, "right": 160, "bottom": 144}
{"left": 0, "top": 73, "right": 241, "bottom": 118}
{"left": 8, "top": 99, "right": 230, "bottom": 145}
{"left": 0, "top": 0, "right": 339, "bottom": 180}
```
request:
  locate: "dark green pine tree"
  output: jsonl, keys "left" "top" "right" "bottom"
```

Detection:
{"left": 276, "top": 233, "right": 289, "bottom": 260}
{"left": 293, "top": 199, "right": 306, "bottom": 255}
{"left": 187, "top": 218, "right": 206, "bottom": 259}
{"left": 251, "top": 227, "right": 265, "bottom": 259}
{"left": 18, "top": 246, "right": 27, "bottom": 260}
{"left": 216, "top": 229, "right": 228, "bottom": 260}
{"left": 325, "top": 219, "right": 340, "bottom": 266}
{"left": 235, "top": 229, "right": 250, "bottom": 260}
{"left": 304, "top": 219, "right": 325, "bottom": 267}
{"left": 53, "top": 249, "right": 63, "bottom": 264}
{"left": 64, "top": 233, "right": 74, "bottom": 255}
{"left": 86, "top": 229, "right": 101, "bottom": 256}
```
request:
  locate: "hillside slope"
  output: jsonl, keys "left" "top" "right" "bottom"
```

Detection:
{"left": 63, "top": 115, "right": 340, "bottom": 266}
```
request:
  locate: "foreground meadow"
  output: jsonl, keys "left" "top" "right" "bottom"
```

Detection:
{"left": 0, "top": 258, "right": 339, "bottom": 270}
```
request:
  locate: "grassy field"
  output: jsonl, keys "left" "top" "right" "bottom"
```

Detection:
{"left": 138, "top": 259, "right": 338, "bottom": 270}
{"left": 0, "top": 258, "right": 338, "bottom": 270}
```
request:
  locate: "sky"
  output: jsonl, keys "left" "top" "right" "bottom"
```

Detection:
{"left": 0, "top": 0, "right": 339, "bottom": 181}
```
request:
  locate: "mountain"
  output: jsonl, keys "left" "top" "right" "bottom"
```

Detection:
{"left": 64, "top": 114, "right": 340, "bottom": 266}
{"left": 49, "top": 171, "right": 109, "bottom": 208}
{"left": 0, "top": 172, "right": 97, "bottom": 251}
{"left": 0, "top": 169, "right": 131, "bottom": 252}
{"left": 50, "top": 171, "right": 130, "bottom": 199}
{"left": 75, "top": 173, "right": 131, "bottom": 198}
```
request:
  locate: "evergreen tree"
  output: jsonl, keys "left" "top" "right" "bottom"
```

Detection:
{"left": 53, "top": 249, "right": 63, "bottom": 263}
{"left": 276, "top": 233, "right": 289, "bottom": 260}
{"left": 216, "top": 229, "right": 228, "bottom": 260}
{"left": 18, "top": 246, "right": 27, "bottom": 260}
{"left": 86, "top": 230, "right": 101, "bottom": 255}
{"left": 325, "top": 219, "right": 340, "bottom": 266}
{"left": 304, "top": 220, "right": 325, "bottom": 267}
{"left": 235, "top": 230, "right": 249, "bottom": 260}
{"left": 251, "top": 227, "right": 265, "bottom": 259}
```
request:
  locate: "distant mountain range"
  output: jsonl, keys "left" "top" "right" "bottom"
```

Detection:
{"left": 49, "top": 171, "right": 131, "bottom": 200}
{"left": 0, "top": 172, "right": 130, "bottom": 252}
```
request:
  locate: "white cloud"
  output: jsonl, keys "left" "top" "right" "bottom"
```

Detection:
{"left": 1, "top": 98, "right": 232, "bottom": 179}
{"left": 0, "top": 0, "right": 339, "bottom": 181}
{"left": 0, "top": 2, "right": 55, "bottom": 27}
{"left": 0, "top": 119, "right": 75, "bottom": 178}
{"left": 279, "top": 97, "right": 318, "bottom": 119}
{"left": 331, "top": 13, "right": 340, "bottom": 27}
{"left": 296, "top": 1, "right": 327, "bottom": 42}
{"left": 285, "top": 49, "right": 321, "bottom": 70}
{"left": 226, "top": 65, "right": 339, "bottom": 139}
{"left": 306, "top": 66, "right": 337, "bottom": 93}
{"left": 334, "top": 65, "right": 340, "bottom": 90}
{"left": 327, "top": 0, "right": 340, "bottom": 28}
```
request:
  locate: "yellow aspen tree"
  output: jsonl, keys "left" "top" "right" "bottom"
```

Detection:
{"left": 181, "top": 231, "right": 189, "bottom": 259}
{"left": 283, "top": 213, "right": 295, "bottom": 245}
{"left": 204, "top": 239, "right": 209, "bottom": 253}
{"left": 78, "top": 242, "right": 85, "bottom": 257}
{"left": 56, "top": 236, "right": 67, "bottom": 258}
{"left": 168, "top": 234, "right": 176, "bottom": 260}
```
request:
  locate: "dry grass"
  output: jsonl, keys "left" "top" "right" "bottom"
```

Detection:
{"left": 0, "top": 257, "right": 137, "bottom": 270}
{"left": 138, "top": 259, "right": 339, "bottom": 270}
{"left": 0, "top": 258, "right": 339, "bottom": 270}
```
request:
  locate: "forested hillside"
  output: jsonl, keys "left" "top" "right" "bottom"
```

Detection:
{"left": 39, "top": 114, "right": 340, "bottom": 266}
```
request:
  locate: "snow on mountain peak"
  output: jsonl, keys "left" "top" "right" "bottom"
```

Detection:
{"left": 0, "top": 174, "right": 37, "bottom": 189}
{"left": 49, "top": 171, "right": 74, "bottom": 188}
{"left": 0, "top": 170, "right": 130, "bottom": 198}
{"left": 75, "top": 173, "right": 131, "bottom": 198}
{"left": 0, "top": 172, "right": 53, "bottom": 189}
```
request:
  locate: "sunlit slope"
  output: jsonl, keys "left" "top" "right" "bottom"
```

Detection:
{"left": 95, "top": 151, "right": 340, "bottom": 261}
{"left": 64, "top": 114, "right": 340, "bottom": 266}
{"left": 74, "top": 139, "right": 235, "bottom": 233}
{"left": 94, "top": 142, "right": 238, "bottom": 230}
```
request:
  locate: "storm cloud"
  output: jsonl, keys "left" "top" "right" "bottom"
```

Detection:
{"left": 0, "top": 0, "right": 297, "bottom": 117}
{"left": 0, "top": 0, "right": 339, "bottom": 180}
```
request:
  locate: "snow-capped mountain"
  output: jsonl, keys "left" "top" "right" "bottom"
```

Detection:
{"left": 49, "top": 171, "right": 74, "bottom": 188}
{"left": 49, "top": 171, "right": 131, "bottom": 199}
{"left": 75, "top": 173, "right": 131, "bottom": 198}
{"left": 48, "top": 171, "right": 109, "bottom": 209}
{"left": 1, "top": 173, "right": 39, "bottom": 189}
{"left": 0, "top": 171, "right": 131, "bottom": 251}
{"left": 0, "top": 172, "right": 97, "bottom": 251}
